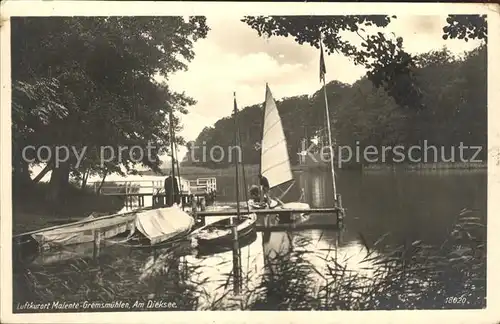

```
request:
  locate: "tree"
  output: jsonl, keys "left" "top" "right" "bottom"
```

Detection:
{"left": 189, "top": 45, "right": 486, "bottom": 167}
{"left": 242, "top": 15, "right": 487, "bottom": 112}
{"left": 12, "top": 17, "right": 208, "bottom": 201}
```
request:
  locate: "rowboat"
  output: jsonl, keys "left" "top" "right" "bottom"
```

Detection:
{"left": 190, "top": 213, "right": 257, "bottom": 247}
{"left": 21, "top": 211, "right": 138, "bottom": 251}
{"left": 196, "top": 230, "right": 258, "bottom": 257}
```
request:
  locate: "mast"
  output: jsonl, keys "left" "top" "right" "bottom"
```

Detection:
{"left": 174, "top": 140, "right": 182, "bottom": 206}
{"left": 319, "top": 37, "right": 338, "bottom": 205}
{"left": 322, "top": 78, "right": 337, "bottom": 201}
{"left": 233, "top": 92, "right": 241, "bottom": 220}
{"left": 235, "top": 100, "right": 250, "bottom": 213}
{"left": 169, "top": 109, "right": 176, "bottom": 204}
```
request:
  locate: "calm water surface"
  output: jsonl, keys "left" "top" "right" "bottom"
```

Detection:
{"left": 14, "top": 169, "right": 487, "bottom": 310}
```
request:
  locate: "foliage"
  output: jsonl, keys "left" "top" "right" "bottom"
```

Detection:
{"left": 11, "top": 17, "right": 208, "bottom": 200}
{"left": 187, "top": 45, "right": 486, "bottom": 168}
{"left": 442, "top": 15, "right": 487, "bottom": 42}
{"left": 12, "top": 182, "right": 125, "bottom": 234}
{"left": 242, "top": 15, "right": 487, "bottom": 111}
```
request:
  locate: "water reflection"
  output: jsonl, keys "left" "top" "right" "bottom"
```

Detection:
{"left": 28, "top": 242, "right": 97, "bottom": 266}
{"left": 302, "top": 229, "right": 376, "bottom": 279}
{"left": 309, "top": 173, "right": 327, "bottom": 207}
{"left": 183, "top": 232, "right": 265, "bottom": 308}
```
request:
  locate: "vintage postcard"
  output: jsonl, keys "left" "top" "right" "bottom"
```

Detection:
{"left": 1, "top": 1, "right": 499, "bottom": 323}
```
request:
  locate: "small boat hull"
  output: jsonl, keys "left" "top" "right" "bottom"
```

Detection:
{"left": 249, "top": 201, "right": 311, "bottom": 226}
{"left": 119, "top": 229, "right": 193, "bottom": 249}
{"left": 196, "top": 230, "right": 258, "bottom": 257}
{"left": 28, "top": 213, "right": 137, "bottom": 251}
{"left": 191, "top": 213, "right": 257, "bottom": 247}
{"left": 248, "top": 199, "right": 279, "bottom": 210}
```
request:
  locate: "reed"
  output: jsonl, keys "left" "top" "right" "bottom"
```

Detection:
{"left": 13, "top": 209, "right": 485, "bottom": 311}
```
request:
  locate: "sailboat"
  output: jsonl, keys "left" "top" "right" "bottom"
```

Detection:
{"left": 190, "top": 93, "right": 257, "bottom": 247}
{"left": 248, "top": 84, "right": 311, "bottom": 224}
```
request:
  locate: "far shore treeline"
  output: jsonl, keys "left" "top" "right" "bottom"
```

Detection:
{"left": 184, "top": 45, "right": 486, "bottom": 169}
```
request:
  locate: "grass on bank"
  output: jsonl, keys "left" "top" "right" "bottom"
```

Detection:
{"left": 12, "top": 181, "right": 126, "bottom": 234}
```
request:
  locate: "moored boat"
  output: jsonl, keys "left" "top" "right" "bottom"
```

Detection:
{"left": 190, "top": 213, "right": 257, "bottom": 247}
{"left": 24, "top": 211, "right": 138, "bottom": 251}
{"left": 125, "top": 204, "right": 195, "bottom": 247}
{"left": 194, "top": 222, "right": 258, "bottom": 257}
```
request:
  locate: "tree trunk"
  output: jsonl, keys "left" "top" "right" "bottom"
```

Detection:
{"left": 12, "top": 147, "right": 33, "bottom": 186}
{"left": 81, "top": 169, "right": 89, "bottom": 190}
{"left": 33, "top": 162, "right": 53, "bottom": 183}
{"left": 47, "top": 161, "right": 70, "bottom": 203}
{"left": 15, "top": 159, "right": 33, "bottom": 184}
{"left": 97, "top": 170, "right": 108, "bottom": 195}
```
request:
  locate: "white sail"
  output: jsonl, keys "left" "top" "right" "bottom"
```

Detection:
{"left": 260, "top": 84, "right": 293, "bottom": 188}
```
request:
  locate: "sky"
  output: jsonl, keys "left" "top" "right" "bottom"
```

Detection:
{"left": 167, "top": 14, "right": 481, "bottom": 154}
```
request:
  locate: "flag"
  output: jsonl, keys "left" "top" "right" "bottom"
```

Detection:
{"left": 319, "top": 41, "right": 326, "bottom": 83}
{"left": 233, "top": 92, "right": 238, "bottom": 114}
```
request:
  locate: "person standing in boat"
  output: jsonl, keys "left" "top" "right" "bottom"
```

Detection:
{"left": 258, "top": 173, "right": 270, "bottom": 204}
{"left": 164, "top": 171, "right": 180, "bottom": 207}
{"left": 249, "top": 185, "right": 265, "bottom": 208}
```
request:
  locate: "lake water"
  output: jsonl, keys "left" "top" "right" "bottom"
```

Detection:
{"left": 13, "top": 169, "right": 487, "bottom": 310}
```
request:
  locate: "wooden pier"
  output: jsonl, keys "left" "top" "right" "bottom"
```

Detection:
{"left": 86, "top": 177, "right": 217, "bottom": 208}
{"left": 195, "top": 207, "right": 343, "bottom": 217}
{"left": 193, "top": 206, "right": 346, "bottom": 228}
{"left": 255, "top": 222, "right": 340, "bottom": 232}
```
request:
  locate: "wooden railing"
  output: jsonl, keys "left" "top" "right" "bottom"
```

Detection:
{"left": 190, "top": 177, "right": 217, "bottom": 194}
{"left": 87, "top": 180, "right": 163, "bottom": 195}
{"left": 87, "top": 177, "right": 217, "bottom": 196}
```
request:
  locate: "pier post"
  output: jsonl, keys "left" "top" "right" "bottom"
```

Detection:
{"left": 191, "top": 194, "right": 204, "bottom": 226}
{"left": 93, "top": 230, "right": 103, "bottom": 260}
{"left": 191, "top": 194, "right": 196, "bottom": 213}
{"left": 230, "top": 217, "right": 241, "bottom": 295}
{"left": 181, "top": 195, "right": 186, "bottom": 211}
{"left": 335, "top": 194, "right": 345, "bottom": 224}
{"left": 200, "top": 196, "right": 207, "bottom": 211}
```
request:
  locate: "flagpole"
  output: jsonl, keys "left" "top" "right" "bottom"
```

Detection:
{"left": 319, "top": 39, "right": 338, "bottom": 206}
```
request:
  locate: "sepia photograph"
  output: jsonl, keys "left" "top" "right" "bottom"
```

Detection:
{"left": 1, "top": 2, "right": 499, "bottom": 323}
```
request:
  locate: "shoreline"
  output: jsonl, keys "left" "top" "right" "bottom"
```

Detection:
{"left": 362, "top": 161, "right": 487, "bottom": 172}
{"left": 139, "top": 162, "right": 488, "bottom": 177}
